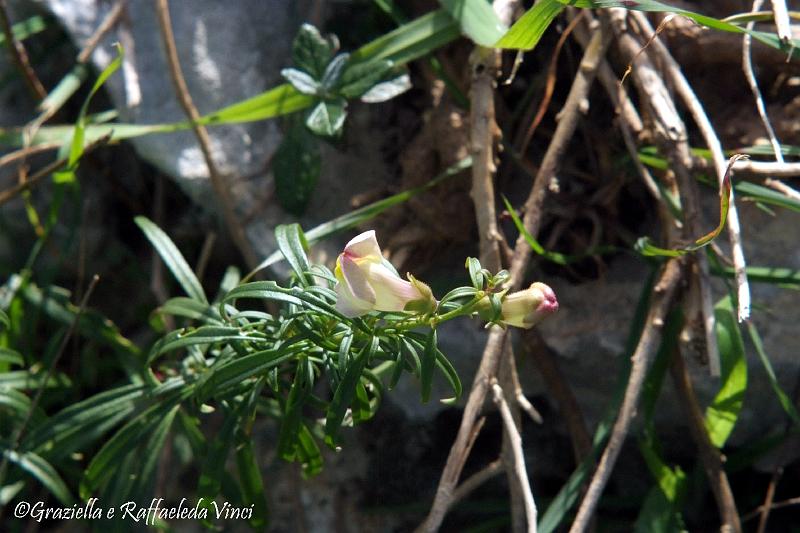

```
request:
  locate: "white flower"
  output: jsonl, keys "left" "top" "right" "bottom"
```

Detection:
{"left": 334, "top": 231, "right": 436, "bottom": 318}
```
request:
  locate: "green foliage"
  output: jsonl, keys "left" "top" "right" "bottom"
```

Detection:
{"left": 439, "top": 0, "right": 507, "bottom": 47}
{"left": 704, "top": 296, "right": 747, "bottom": 448}
{"left": 499, "top": 0, "right": 800, "bottom": 52}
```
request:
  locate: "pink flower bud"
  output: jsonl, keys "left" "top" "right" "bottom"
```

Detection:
{"left": 479, "top": 282, "right": 558, "bottom": 329}
{"left": 334, "top": 231, "right": 437, "bottom": 317}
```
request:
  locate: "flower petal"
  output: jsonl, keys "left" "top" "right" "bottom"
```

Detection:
{"left": 343, "top": 230, "right": 382, "bottom": 261}
{"left": 335, "top": 281, "right": 374, "bottom": 317}
{"left": 367, "top": 262, "right": 420, "bottom": 312}
{"left": 339, "top": 254, "right": 376, "bottom": 304}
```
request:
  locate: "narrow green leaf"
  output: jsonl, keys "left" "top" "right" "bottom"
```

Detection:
{"left": 0, "top": 389, "right": 45, "bottom": 425}
{"left": 53, "top": 44, "right": 124, "bottom": 184}
{"left": 80, "top": 393, "right": 185, "bottom": 498}
{"left": 156, "top": 297, "right": 222, "bottom": 323}
{"left": 435, "top": 348, "right": 462, "bottom": 404}
{"left": 704, "top": 296, "right": 747, "bottom": 447}
{"left": 634, "top": 485, "right": 684, "bottom": 533}
{"left": 296, "top": 423, "right": 323, "bottom": 477}
{"left": 130, "top": 404, "right": 179, "bottom": 499}
{"left": 274, "top": 125, "right": 321, "bottom": 215}
{"left": 710, "top": 264, "right": 800, "bottom": 288}
{"left": 439, "top": 0, "right": 507, "bottom": 46}
{"left": 135, "top": 216, "right": 207, "bottom": 304}
{"left": 19, "top": 281, "right": 139, "bottom": 356}
{"left": 325, "top": 337, "right": 379, "bottom": 447}
{"left": 275, "top": 224, "right": 313, "bottom": 287}
{"left": 148, "top": 325, "right": 256, "bottom": 364}
{"left": 352, "top": 380, "right": 373, "bottom": 422}
{"left": 746, "top": 322, "right": 800, "bottom": 425}
{"left": 199, "top": 84, "right": 314, "bottom": 125}
{"left": 351, "top": 9, "right": 461, "bottom": 66}
{"left": 197, "top": 408, "right": 237, "bottom": 512}
{"left": 37, "top": 64, "right": 89, "bottom": 119}
{"left": 198, "top": 342, "right": 303, "bottom": 398}
{"left": 0, "top": 15, "right": 47, "bottom": 47}
{"left": 0, "top": 308, "right": 10, "bottom": 330}
{"left": 235, "top": 438, "right": 269, "bottom": 528}
{"left": 636, "top": 156, "right": 740, "bottom": 257}
{"left": 495, "top": 0, "right": 564, "bottom": 50}
{"left": 0, "top": 370, "right": 70, "bottom": 390}
{"left": 277, "top": 364, "right": 309, "bottom": 461}
{"left": 466, "top": 257, "right": 484, "bottom": 289}
{"left": 420, "top": 329, "right": 437, "bottom": 403}
{"left": 2, "top": 450, "right": 75, "bottom": 506}
{"left": 0, "top": 346, "right": 23, "bottom": 366}
{"left": 23, "top": 385, "right": 147, "bottom": 456}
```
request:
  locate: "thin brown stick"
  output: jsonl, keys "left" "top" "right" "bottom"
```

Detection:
{"left": 76, "top": 0, "right": 127, "bottom": 64}
{"left": 508, "top": 20, "right": 611, "bottom": 287}
{"left": 154, "top": 0, "right": 259, "bottom": 272}
{"left": 632, "top": 11, "right": 752, "bottom": 323}
{"left": 469, "top": 42, "right": 503, "bottom": 274}
{"left": 470, "top": 1, "right": 526, "bottom": 528}
{"left": 0, "top": 136, "right": 109, "bottom": 207}
{"left": 611, "top": 9, "right": 720, "bottom": 377}
{"left": 492, "top": 380, "right": 538, "bottom": 533}
{"left": 0, "top": 144, "right": 59, "bottom": 169}
{"left": 756, "top": 469, "right": 782, "bottom": 533}
{"left": 195, "top": 231, "right": 217, "bottom": 283}
{"left": 743, "top": 494, "right": 800, "bottom": 522}
{"left": 744, "top": 0, "right": 784, "bottom": 167}
{"left": 669, "top": 342, "right": 742, "bottom": 532}
{"left": 450, "top": 459, "right": 504, "bottom": 508}
{"left": 517, "top": 12, "right": 584, "bottom": 155}
{"left": 569, "top": 259, "right": 684, "bottom": 533}
{"left": 735, "top": 161, "right": 800, "bottom": 177}
{"left": 417, "top": 329, "right": 509, "bottom": 533}
{"left": 0, "top": 0, "right": 46, "bottom": 100}
{"left": 764, "top": 178, "right": 800, "bottom": 200}
{"left": 418, "top": 23, "right": 611, "bottom": 533}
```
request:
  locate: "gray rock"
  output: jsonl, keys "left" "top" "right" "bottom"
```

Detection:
{"left": 41, "top": 0, "right": 291, "bottom": 204}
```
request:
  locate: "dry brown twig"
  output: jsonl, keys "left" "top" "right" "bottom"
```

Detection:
{"left": 467, "top": 0, "right": 532, "bottom": 528}
{"left": 492, "top": 380, "right": 538, "bottom": 532}
{"left": 569, "top": 258, "right": 685, "bottom": 533}
{"left": 631, "top": 11, "right": 752, "bottom": 324}
{"left": 154, "top": 0, "right": 259, "bottom": 272}
{"left": 756, "top": 469, "right": 782, "bottom": 533}
{"left": 0, "top": 0, "right": 46, "bottom": 100}
{"left": 449, "top": 459, "right": 504, "bottom": 508}
{"left": 670, "top": 342, "right": 742, "bottom": 532}
{"left": 418, "top": 20, "right": 611, "bottom": 533}
{"left": 0, "top": 136, "right": 110, "bottom": 207}
{"left": 76, "top": 0, "right": 127, "bottom": 64}
{"left": 612, "top": 9, "right": 721, "bottom": 379}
